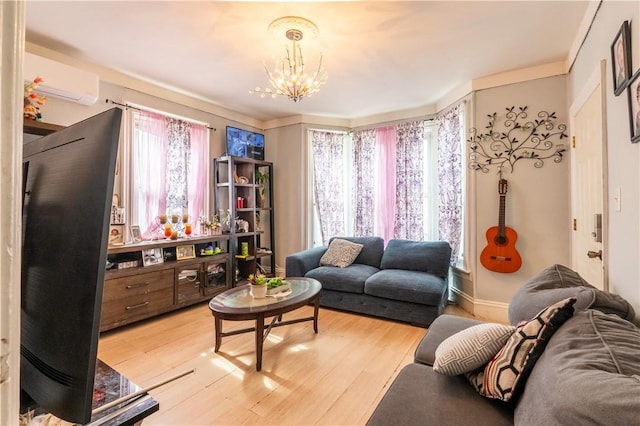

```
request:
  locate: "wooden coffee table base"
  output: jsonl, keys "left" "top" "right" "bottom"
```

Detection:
{"left": 213, "top": 301, "right": 319, "bottom": 371}
{"left": 209, "top": 278, "right": 321, "bottom": 371}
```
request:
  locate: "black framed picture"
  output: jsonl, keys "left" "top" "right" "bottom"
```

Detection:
{"left": 611, "top": 21, "right": 632, "bottom": 96}
{"left": 627, "top": 70, "right": 640, "bottom": 143}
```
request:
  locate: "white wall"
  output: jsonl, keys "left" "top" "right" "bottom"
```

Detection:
{"left": 568, "top": 0, "right": 640, "bottom": 314}
{"left": 471, "top": 76, "right": 571, "bottom": 306}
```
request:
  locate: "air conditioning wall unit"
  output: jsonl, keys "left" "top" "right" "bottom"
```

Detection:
{"left": 24, "top": 53, "right": 99, "bottom": 105}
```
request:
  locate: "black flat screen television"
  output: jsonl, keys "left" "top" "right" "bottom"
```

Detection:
{"left": 21, "top": 108, "right": 122, "bottom": 423}
{"left": 226, "top": 126, "right": 264, "bottom": 160}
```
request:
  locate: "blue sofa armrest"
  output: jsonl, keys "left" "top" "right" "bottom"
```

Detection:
{"left": 285, "top": 246, "right": 328, "bottom": 277}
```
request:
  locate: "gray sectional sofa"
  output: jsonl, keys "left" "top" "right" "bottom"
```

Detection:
{"left": 366, "top": 264, "right": 640, "bottom": 425}
{"left": 285, "top": 237, "right": 451, "bottom": 327}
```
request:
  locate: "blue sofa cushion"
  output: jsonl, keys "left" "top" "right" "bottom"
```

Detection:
{"left": 365, "top": 269, "right": 447, "bottom": 305}
{"left": 381, "top": 240, "right": 451, "bottom": 278}
{"left": 306, "top": 264, "right": 379, "bottom": 294}
{"left": 329, "top": 236, "right": 384, "bottom": 268}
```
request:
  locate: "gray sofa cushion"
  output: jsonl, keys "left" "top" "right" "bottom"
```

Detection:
{"left": 515, "top": 309, "right": 640, "bottom": 425}
{"left": 365, "top": 269, "right": 447, "bottom": 305}
{"left": 366, "top": 363, "right": 513, "bottom": 426}
{"left": 509, "top": 264, "right": 636, "bottom": 325}
{"left": 380, "top": 239, "right": 451, "bottom": 279}
{"left": 329, "top": 236, "right": 384, "bottom": 268}
{"left": 306, "top": 264, "right": 379, "bottom": 294}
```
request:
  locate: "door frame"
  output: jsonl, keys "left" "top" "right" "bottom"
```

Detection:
{"left": 568, "top": 59, "right": 609, "bottom": 290}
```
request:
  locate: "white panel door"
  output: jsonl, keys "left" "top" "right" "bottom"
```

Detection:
{"left": 571, "top": 68, "right": 606, "bottom": 290}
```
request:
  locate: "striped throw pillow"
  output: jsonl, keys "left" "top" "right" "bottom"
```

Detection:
{"left": 433, "top": 323, "right": 516, "bottom": 376}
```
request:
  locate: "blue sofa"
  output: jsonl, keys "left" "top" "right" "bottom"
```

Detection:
{"left": 285, "top": 237, "right": 452, "bottom": 327}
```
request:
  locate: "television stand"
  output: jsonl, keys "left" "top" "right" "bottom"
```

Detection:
{"left": 20, "top": 359, "right": 159, "bottom": 425}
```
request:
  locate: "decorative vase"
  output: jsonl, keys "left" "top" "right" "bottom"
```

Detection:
{"left": 250, "top": 284, "right": 267, "bottom": 298}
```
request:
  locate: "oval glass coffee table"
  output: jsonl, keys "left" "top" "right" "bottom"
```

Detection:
{"left": 208, "top": 277, "right": 321, "bottom": 371}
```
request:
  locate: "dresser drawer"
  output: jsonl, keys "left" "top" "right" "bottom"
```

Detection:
{"left": 101, "top": 269, "right": 174, "bottom": 330}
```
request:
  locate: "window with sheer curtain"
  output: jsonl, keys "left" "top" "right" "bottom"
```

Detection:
{"left": 309, "top": 120, "right": 441, "bottom": 247}
{"left": 127, "top": 109, "right": 209, "bottom": 239}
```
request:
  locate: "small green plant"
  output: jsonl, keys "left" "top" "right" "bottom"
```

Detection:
{"left": 267, "top": 276, "right": 287, "bottom": 289}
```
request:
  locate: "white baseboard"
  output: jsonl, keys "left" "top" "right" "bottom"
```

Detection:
{"left": 449, "top": 287, "right": 510, "bottom": 324}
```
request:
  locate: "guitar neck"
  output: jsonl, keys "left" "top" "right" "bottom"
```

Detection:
{"left": 498, "top": 194, "right": 506, "bottom": 237}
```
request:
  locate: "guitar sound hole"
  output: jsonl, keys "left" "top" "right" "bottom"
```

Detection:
{"left": 494, "top": 236, "right": 507, "bottom": 246}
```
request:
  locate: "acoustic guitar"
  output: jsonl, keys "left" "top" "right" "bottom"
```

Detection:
{"left": 480, "top": 177, "right": 522, "bottom": 273}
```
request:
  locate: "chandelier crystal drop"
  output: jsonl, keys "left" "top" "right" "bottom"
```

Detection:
{"left": 250, "top": 17, "right": 328, "bottom": 102}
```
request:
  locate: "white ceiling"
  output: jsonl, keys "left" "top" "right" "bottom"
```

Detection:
{"left": 25, "top": 1, "right": 591, "bottom": 122}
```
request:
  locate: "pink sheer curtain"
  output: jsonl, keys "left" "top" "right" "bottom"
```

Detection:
{"left": 188, "top": 123, "right": 208, "bottom": 233}
{"left": 132, "top": 110, "right": 167, "bottom": 238}
{"left": 374, "top": 126, "right": 396, "bottom": 243}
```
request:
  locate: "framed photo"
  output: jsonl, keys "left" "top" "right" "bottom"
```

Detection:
{"left": 176, "top": 244, "right": 196, "bottom": 260}
{"left": 142, "top": 248, "right": 164, "bottom": 266}
{"left": 130, "top": 225, "right": 142, "bottom": 242}
{"left": 108, "top": 224, "right": 124, "bottom": 246}
{"left": 627, "top": 70, "right": 640, "bottom": 143}
{"left": 611, "top": 21, "right": 632, "bottom": 96}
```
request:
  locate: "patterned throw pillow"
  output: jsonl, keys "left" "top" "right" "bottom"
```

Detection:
{"left": 466, "top": 297, "right": 576, "bottom": 402}
{"left": 433, "top": 323, "right": 516, "bottom": 376}
{"left": 319, "top": 238, "right": 364, "bottom": 268}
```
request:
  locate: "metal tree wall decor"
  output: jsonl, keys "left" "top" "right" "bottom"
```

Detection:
{"left": 468, "top": 106, "right": 568, "bottom": 173}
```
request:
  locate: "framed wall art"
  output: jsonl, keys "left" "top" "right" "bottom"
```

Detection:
{"left": 611, "top": 20, "right": 632, "bottom": 96}
{"left": 627, "top": 70, "right": 640, "bottom": 143}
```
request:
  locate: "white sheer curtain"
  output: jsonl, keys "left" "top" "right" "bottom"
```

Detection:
{"left": 352, "top": 129, "right": 376, "bottom": 236}
{"left": 310, "top": 130, "right": 346, "bottom": 245}
{"left": 394, "top": 121, "right": 425, "bottom": 240}
{"left": 437, "top": 103, "right": 464, "bottom": 264}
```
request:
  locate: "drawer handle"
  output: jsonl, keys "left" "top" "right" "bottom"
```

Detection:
{"left": 126, "top": 281, "right": 150, "bottom": 289}
{"left": 125, "top": 301, "right": 149, "bottom": 310}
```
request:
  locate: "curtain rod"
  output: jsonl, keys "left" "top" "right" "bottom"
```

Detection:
{"left": 106, "top": 99, "right": 216, "bottom": 131}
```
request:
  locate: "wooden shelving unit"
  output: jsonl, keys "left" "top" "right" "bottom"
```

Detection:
{"left": 213, "top": 156, "right": 275, "bottom": 284}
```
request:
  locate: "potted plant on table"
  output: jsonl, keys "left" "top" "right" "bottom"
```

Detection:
{"left": 248, "top": 273, "right": 268, "bottom": 298}
{"left": 267, "top": 276, "right": 290, "bottom": 296}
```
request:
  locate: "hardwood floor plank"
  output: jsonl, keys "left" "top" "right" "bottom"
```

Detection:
{"left": 97, "top": 302, "right": 464, "bottom": 425}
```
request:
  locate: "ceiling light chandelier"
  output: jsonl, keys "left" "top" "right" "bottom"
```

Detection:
{"left": 250, "top": 16, "right": 328, "bottom": 102}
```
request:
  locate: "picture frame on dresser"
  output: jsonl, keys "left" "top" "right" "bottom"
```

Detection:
{"left": 142, "top": 248, "right": 164, "bottom": 266}
{"left": 176, "top": 244, "right": 196, "bottom": 260}
{"left": 130, "top": 225, "right": 142, "bottom": 242}
{"left": 108, "top": 224, "right": 124, "bottom": 246}
{"left": 611, "top": 20, "right": 632, "bottom": 96}
{"left": 627, "top": 70, "right": 640, "bottom": 143}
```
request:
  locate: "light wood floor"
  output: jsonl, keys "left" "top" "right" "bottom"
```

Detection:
{"left": 98, "top": 303, "right": 470, "bottom": 425}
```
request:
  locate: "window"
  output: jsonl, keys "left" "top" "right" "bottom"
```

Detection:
{"left": 309, "top": 120, "right": 441, "bottom": 246}
{"left": 126, "top": 108, "right": 209, "bottom": 239}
